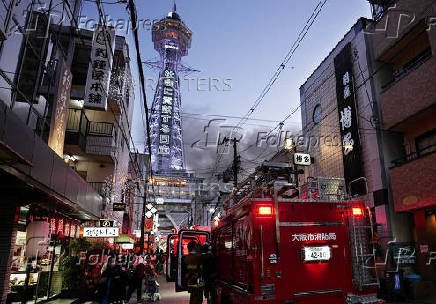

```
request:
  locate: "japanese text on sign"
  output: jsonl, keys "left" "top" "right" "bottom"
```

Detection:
{"left": 292, "top": 232, "right": 336, "bottom": 241}
{"left": 294, "top": 153, "right": 311, "bottom": 166}
{"left": 84, "top": 25, "right": 115, "bottom": 110}
{"left": 83, "top": 227, "right": 119, "bottom": 238}
{"left": 158, "top": 69, "right": 175, "bottom": 155}
{"left": 340, "top": 71, "right": 354, "bottom": 156}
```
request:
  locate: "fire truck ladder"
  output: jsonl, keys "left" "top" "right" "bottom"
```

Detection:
{"left": 349, "top": 203, "right": 380, "bottom": 291}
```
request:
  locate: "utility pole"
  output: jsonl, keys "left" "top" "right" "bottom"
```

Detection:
{"left": 140, "top": 178, "right": 147, "bottom": 254}
{"left": 223, "top": 137, "right": 240, "bottom": 188}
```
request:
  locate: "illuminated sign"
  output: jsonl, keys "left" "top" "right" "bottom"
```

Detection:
{"left": 99, "top": 219, "right": 114, "bottom": 227}
{"left": 121, "top": 243, "right": 134, "bottom": 250}
{"left": 48, "top": 61, "right": 72, "bottom": 157}
{"left": 113, "top": 203, "right": 126, "bottom": 211}
{"left": 83, "top": 227, "right": 119, "bottom": 238}
{"left": 293, "top": 153, "right": 312, "bottom": 166}
{"left": 158, "top": 69, "right": 175, "bottom": 156}
{"left": 84, "top": 25, "right": 115, "bottom": 110}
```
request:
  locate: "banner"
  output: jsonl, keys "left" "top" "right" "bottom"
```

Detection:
{"left": 83, "top": 25, "right": 115, "bottom": 110}
{"left": 48, "top": 61, "right": 72, "bottom": 157}
{"left": 334, "top": 43, "right": 363, "bottom": 193}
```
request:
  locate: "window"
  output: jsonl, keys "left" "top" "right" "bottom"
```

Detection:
{"left": 313, "top": 104, "right": 322, "bottom": 124}
{"left": 416, "top": 129, "right": 436, "bottom": 156}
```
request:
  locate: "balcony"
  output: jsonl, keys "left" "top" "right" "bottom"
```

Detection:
{"left": 390, "top": 149, "right": 436, "bottom": 212}
{"left": 65, "top": 108, "right": 118, "bottom": 163}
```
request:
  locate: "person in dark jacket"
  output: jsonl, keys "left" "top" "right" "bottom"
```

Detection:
{"left": 201, "top": 243, "right": 216, "bottom": 304}
{"left": 100, "top": 256, "right": 128, "bottom": 304}
{"left": 185, "top": 241, "right": 204, "bottom": 304}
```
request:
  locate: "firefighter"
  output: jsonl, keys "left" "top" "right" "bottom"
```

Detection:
{"left": 201, "top": 243, "right": 216, "bottom": 304}
{"left": 185, "top": 241, "right": 204, "bottom": 304}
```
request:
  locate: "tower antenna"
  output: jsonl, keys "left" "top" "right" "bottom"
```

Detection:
{"left": 173, "top": 0, "right": 176, "bottom": 12}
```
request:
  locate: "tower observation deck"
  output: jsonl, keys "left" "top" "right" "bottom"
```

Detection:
{"left": 149, "top": 5, "right": 192, "bottom": 174}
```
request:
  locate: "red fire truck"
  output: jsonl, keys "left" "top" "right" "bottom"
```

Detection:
{"left": 209, "top": 163, "right": 384, "bottom": 304}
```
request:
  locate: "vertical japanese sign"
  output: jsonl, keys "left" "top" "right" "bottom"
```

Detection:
{"left": 334, "top": 43, "right": 363, "bottom": 189}
{"left": 83, "top": 25, "right": 115, "bottom": 110}
{"left": 158, "top": 68, "right": 175, "bottom": 155}
{"left": 48, "top": 61, "right": 72, "bottom": 157}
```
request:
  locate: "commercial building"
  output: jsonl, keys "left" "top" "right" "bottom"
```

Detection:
{"left": 367, "top": 0, "right": 436, "bottom": 293}
{"left": 299, "top": 0, "right": 436, "bottom": 296}
{"left": 0, "top": 0, "right": 135, "bottom": 301}
{"left": 299, "top": 18, "right": 403, "bottom": 244}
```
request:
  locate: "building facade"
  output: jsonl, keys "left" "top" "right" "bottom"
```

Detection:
{"left": 0, "top": 0, "right": 135, "bottom": 300}
{"left": 367, "top": 0, "right": 436, "bottom": 292}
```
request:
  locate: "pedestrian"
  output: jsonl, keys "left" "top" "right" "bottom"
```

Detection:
{"left": 100, "top": 256, "right": 128, "bottom": 304}
{"left": 184, "top": 241, "right": 204, "bottom": 304}
{"left": 127, "top": 256, "right": 146, "bottom": 302}
{"left": 201, "top": 243, "right": 216, "bottom": 304}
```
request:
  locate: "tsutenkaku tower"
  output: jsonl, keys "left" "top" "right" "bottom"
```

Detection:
{"left": 149, "top": 5, "right": 192, "bottom": 173}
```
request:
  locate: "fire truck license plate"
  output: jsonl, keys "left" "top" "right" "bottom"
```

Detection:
{"left": 303, "top": 246, "right": 331, "bottom": 262}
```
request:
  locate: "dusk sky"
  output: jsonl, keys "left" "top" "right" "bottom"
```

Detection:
{"left": 81, "top": 0, "right": 372, "bottom": 176}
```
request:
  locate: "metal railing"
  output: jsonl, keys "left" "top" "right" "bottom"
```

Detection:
{"left": 66, "top": 108, "right": 89, "bottom": 136}
{"left": 391, "top": 143, "right": 436, "bottom": 168}
{"left": 89, "top": 121, "right": 114, "bottom": 137}
{"left": 382, "top": 48, "right": 432, "bottom": 90}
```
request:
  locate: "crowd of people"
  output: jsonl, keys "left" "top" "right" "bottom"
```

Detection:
{"left": 79, "top": 242, "right": 216, "bottom": 304}
{"left": 82, "top": 249, "right": 164, "bottom": 303}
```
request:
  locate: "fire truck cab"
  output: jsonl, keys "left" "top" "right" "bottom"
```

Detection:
{"left": 211, "top": 163, "right": 383, "bottom": 304}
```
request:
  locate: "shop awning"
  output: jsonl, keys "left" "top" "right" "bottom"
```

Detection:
{"left": 115, "top": 234, "right": 134, "bottom": 244}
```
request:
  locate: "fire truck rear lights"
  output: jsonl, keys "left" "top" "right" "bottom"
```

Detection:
{"left": 256, "top": 205, "right": 273, "bottom": 216}
{"left": 352, "top": 207, "right": 363, "bottom": 216}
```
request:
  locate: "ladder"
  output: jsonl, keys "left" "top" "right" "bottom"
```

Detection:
{"left": 349, "top": 202, "right": 380, "bottom": 291}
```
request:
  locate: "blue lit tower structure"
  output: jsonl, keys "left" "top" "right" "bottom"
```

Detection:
{"left": 149, "top": 5, "right": 192, "bottom": 173}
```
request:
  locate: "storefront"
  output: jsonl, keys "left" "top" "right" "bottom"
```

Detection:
{"left": 7, "top": 204, "right": 82, "bottom": 303}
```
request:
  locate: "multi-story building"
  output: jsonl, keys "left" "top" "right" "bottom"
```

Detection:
{"left": 0, "top": 0, "right": 105, "bottom": 301}
{"left": 0, "top": 0, "right": 135, "bottom": 300}
{"left": 299, "top": 18, "right": 406, "bottom": 246}
{"left": 367, "top": 0, "right": 436, "bottom": 292}
{"left": 62, "top": 27, "right": 135, "bottom": 227}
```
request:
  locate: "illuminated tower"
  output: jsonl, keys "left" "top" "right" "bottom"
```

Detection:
{"left": 149, "top": 5, "right": 192, "bottom": 173}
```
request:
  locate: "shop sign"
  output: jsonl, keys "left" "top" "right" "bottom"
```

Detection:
{"left": 48, "top": 61, "right": 72, "bottom": 157}
{"left": 83, "top": 25, "right": 115, "bottom": 110}
{"left": 145, "top": 219, "right": 154, "bottom": 232}
{"left": 113, "top": 203, "right": 126, "bottom": 211}
{"left": 121, "top": 243, "right": 134, "bottom": 250}
{"left": 100, "top": 219, "right": 114, "bottom": 227}
{"left": 83, "top": 227, "right": 119, "bottom": 238}
{"left": 334, "top": 43, "right": 364, "bottom": 194}
{"left": 293, "top": 153, "right": 311, "bottom": 166}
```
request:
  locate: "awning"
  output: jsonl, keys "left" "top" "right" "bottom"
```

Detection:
{"left": 115, "top": 234, "right": 134, "bottom": 244}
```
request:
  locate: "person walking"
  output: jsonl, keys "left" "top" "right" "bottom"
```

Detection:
{"left": 201, "top": 243, "right": 216, "bottom": 304}
{"left": 100, "top": 256, "right": 128, "bottom": 304}
{"left": 184, "top": 241, "right": 204, "bottom": 304}
{"left": 127, "top": 256, "right": 146, "bottom": 302}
